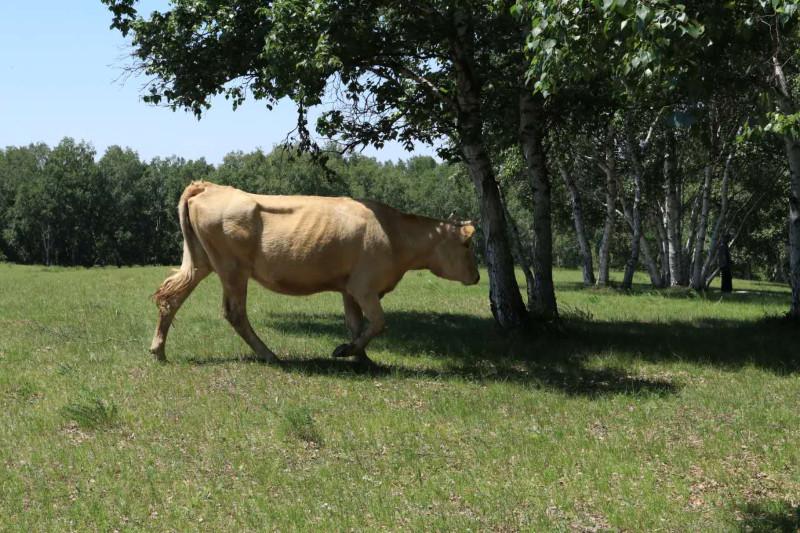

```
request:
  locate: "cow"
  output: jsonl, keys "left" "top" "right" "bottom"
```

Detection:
{"left": 150, "top": 181, "right": 480, "bottom": 364}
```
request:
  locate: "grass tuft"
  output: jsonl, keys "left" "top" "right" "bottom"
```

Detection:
{"left": 59, "top": 396, "right": 119, "bottom": 430}
{"left": 7, "top": 380, "right": 42, "bottom": 403}
{"left": 56, "top": 362, "right": 74, "bottom": 375}
{"left": 279, "top": 406, "right": 323, "bottom": 445}
{"left": 559, "top": 303, "right": 594, "bottom": 321}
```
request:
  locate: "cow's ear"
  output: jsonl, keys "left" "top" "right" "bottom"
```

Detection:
{"left": 459, "top": 224, "right": 476, "bottom": 243}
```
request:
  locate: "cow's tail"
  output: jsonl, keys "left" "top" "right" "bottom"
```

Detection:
{"left": 153, "top": 181, "right": 210, "bottom": 306}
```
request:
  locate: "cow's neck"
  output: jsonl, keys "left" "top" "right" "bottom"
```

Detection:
{"left": 399, "top": 216, "right": 446, "bottom": 272}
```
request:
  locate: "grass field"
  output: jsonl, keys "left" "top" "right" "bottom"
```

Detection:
{"left": 1, "top": 263, "right": 799, "bottom": 531}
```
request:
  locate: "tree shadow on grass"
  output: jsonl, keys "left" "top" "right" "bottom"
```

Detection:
{"left": 571, "top": 316, "right": 800, "bottom": 374}
{"left": 186, "top": 353, "right": 677, "bottom": 398}
{"left": 186, "top": 292, "right": 798, "bottom": 397}
{"left": 558, "top": 281, "right": 791, "bottom": 304}
{"left": 736, "top": 500, "right": 800, "bottom": 532}
{"left": 263, "top": 308, "right": 800, "bottom": 375}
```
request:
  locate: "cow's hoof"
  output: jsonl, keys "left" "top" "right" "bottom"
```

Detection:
{"left": 255, "top": 353, "right": 280, "bottom": 365}
{"left": 150, "top": 344, "right": 166, "bottom": 362}
{"left": 355, "top": 353, "right": 375, "bottom": 367}
{"left": 332, "top": 343, "right": 354, "bottom": 358}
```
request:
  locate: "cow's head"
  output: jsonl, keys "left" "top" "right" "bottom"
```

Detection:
{"left": 430, "top": 222, "right": 480, "bottom": 285}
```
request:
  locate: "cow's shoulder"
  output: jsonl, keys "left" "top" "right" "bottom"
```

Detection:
{"left": 356, "top": 198, "right": 409, "bottom": 225}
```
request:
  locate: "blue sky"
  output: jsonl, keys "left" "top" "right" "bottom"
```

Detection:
{"left": 0, "top": 1, "right": 436, "bottom": 164}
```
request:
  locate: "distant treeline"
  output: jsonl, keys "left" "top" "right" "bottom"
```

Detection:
{"left": 0, "top": 138, "right": 478, "bottom": 266}
{"left": 0, "top": 137, "right": 787, "bottom": 281}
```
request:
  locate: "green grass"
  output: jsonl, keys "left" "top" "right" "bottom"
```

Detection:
{"left": 0, "top": 263, "right": 799, "bottom": 531}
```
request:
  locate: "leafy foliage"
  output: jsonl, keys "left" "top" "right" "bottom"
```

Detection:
{"left": 515, "top": 0, "right": 704, "bottom": 98}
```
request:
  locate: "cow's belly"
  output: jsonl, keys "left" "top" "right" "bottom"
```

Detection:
{"left": 251, "top": 240, "right": 356, "bottom": 296}
{"left": 252, "top": 265, "right": 349, "bottom": 295}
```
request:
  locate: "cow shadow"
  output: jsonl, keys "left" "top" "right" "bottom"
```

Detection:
{"left": 276, "top": 356, "right": 679, "bottom": 398}
{"left": 186, "top": 342, "right": 678, "bottom": 398}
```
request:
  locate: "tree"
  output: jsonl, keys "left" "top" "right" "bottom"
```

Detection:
{"left": 102, "top": 0, "right": 529, "bottom": 329}
{"left": 595, "top": 121, "right": 618, "bottom": 287}
{"left": 0, "top": 145, "right": 50, "bottom": 262}
{"left": 517, "top": 0, "right": 706, "bottom": 295}
{"left": 98, "top": 146, "right": 147, "bottom": 265}
{"left": 553, "top": 148, "right": 596, "bottom": 286}
{"left": 749, "top": 1, "right": 800, "bottom": 317}
{"left": 3, "top": 139, "right": 109, "bottom": 266}
{"left": 669, "top": 0, "right": 800, "bottom": 313}
{"left": 144, "top": 156, "right": 214, "bottom": 264}
{"left": 1, "top": 144, "right": 51, "bottom": 264}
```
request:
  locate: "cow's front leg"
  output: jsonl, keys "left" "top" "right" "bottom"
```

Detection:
{"left": 332, "top": 294, "right": 364, "bottom": 358}
{"left": 347, "top": 293, "right": 385, "bottom": 364}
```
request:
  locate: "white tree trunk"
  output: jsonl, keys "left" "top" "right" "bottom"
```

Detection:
{"left": 640, "top": 235, "right": 664, "bottom": 288}
{"left": 784, "top": 134, "right": 800, "bottom": 318}
{"left": 700, "top": 154, "right": 733, "bottom": 287}
{"left": 557, "top": 161, "right": 595, "bottom": 286}
{"left": 773, "top": 56, "right": 800, "bottom": 318}
{"left": 682, "top": 192, "right": 701, "bottom": 284}
{"left": 663, "top": 133, "right": 684, "bottom": 286}
{"left": 451, "top": 10, "right": 527, "bottom": 328}
{"left": 519, "top": 91, "right": 558, "bottom": 319}
{"left": 500, "top": 191, "right": 537, "bottom": 311}
{"left": 621, "top": 127, "right": 645, "bottom": 290}
{"left": 619, "top": 184, "right": 663, "bottom": 289}
{"left": 653, "top": 208, "right": 671, "bottom": 286}
{"left": 597, "top": 123, "right": 617, "bottom": 287}
{"left": 690, "top": 164, "right": 714, "bottom": 290}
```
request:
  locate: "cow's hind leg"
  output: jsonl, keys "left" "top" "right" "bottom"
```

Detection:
{"left": 332, "top": 294, "right": 364, "bottom": 358}
{"left": 334, "top": 292, "right": 384, "bottom": 364}
{"left": 221, "top": 272, "right": 279, "bottom": 364}
{"left": 150, "top": 268, "right": 209, "bottom": 361}
{"left": 352, "top": 294, "right": 385, "bottom": 364}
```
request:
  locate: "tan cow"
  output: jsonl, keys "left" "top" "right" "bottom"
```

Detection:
{"left": 150, "top": 181, "right": 479, "bottom": 363}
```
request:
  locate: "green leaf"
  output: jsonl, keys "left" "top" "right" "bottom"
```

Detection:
{"left": 684, "top": 23, "right": 704, "bottom": 38}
